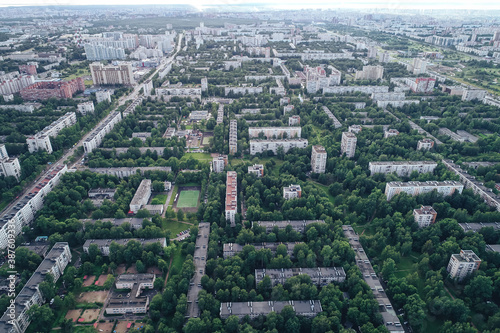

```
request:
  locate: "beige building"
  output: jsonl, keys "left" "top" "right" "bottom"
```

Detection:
{"left": 90, "top": 62, "right": 135, "bottom": 85}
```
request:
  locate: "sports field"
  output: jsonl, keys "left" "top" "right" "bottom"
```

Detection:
{"left": 177, "top": 190, "right": 200, "bottom": 207}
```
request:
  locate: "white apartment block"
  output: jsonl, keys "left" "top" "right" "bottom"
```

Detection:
{"left": 248, "top": 164, "right": 264, "bottom": 177}
{"left": 201, "top": 77, "right": 208, "bottom": 92}
{"left": 341, "top": 132, "right": 357, "bottom": 158}
{"left": 0, "top": 144, "right": 21, "bottom": 181}
{"left": 372, "top": 92, "right": 405, "bottom": 102}
{"left": 83, "top": 238, "right": 167, "bottom": 256}
{"left": 84, "top": 43, "right": 126, "bottom": 61}
{"left": 77, "top": 101, "right": 95, "bottom": 115}
{"left": 447, "top": 250, "right": 481, "bottom": 281}
{"left": 229, "top": 119, "right": 238, "bottom": 155}
{"left": 462, "top": 89, "right": 487, "bottom": 102}
{"left": 212, "top": 154, "right": 228, "bottom": 173}
{"left": 0, "top": 242, "right": 71, "bottom": 333}
{"left": 27, "top": 112, "right": 77, "bottom": 154}
{"left": 217, "top": 104, "right": 224, "bottom": 124}
{"left": 439, "top": 128, "right": 465, "bottom": 142}
{"left": 376, "top": 99, "right": 420, "bottom": 109}
{"left": 0, "top": 164, "right": 67, "bottom": 250}
{"left": 417, "top": 139, "right": 434, "bottom": 150}
{"left": 311, "top": 145, "right": 327, "bottom": 174}
{"left": 0, "top": 75, "right": 35, "bottom": 95}
{"left": 348, "top": 125, "right": 362, "bottom": 134}
{"left": 407, "top": 58, "right": 427, "bottom": 75}
{"left": 96, "top": 89, "right": 112, "bottom": 103}
{"left": 369, "top": 161, "right": 437, "bottom": 176}
{"left": 355, "top": 65, "right": 384, "bottom": 80}
{"left": 413, "top": 205, "right": 437, "bottom": 228}
{"left": 129, "top": 179, "right": 152, "bottom": 214}
{"left": 283, "top": 184, "right": 302, "bottom": 200}
{"left": 225, "top": 171, "right": 237, "bottom": 225}
{"left": 249, "top": 127, "right": 301, "bottom": 139}
{"left": 384, "top": 129, "right": 400, "bottom": 138}
{"left": 0, "top": 104, "right": 36, "bottom": 113}
{"left": 156, "top": 85, "right": 202, "bottom": 97}
{"left": 323, "top": 85, "right": 389, "bottom": 95}
{"left": 289, "top": 115, "right": 300, "bottom": 126}
{"left": 250, "top": 139, "right": 308, "bottom": 155}
{"left": 225, "top": 86, "right": 263, "bottom": 96}
{"left": 385, "top": 181, "right": 464, "bottom": 201}
{"left": 83, "top": 111, "right": 122, "bottom": 153}
{"left": 143, "top": 79, "right": 153, "bottom": 96}
{"left": 90, "top": 62, "right": 135, "bottom": 86}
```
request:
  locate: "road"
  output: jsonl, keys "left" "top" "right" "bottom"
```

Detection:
{"left": 0, "top": 34, "right": 184, "bottom": 219}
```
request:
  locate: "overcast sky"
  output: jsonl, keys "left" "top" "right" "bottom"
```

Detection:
{"left": 1, "top": 0, "right": 499, "bottom": 10}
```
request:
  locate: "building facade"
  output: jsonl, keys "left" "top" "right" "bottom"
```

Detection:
{"left": 225, "top": 171, "right": 238, "bottom": 225}
{"left": 129, "top": 179, "right": 152, "bottom": 214}
{"left": 369, "top": 161, "right": 437, "bottom": 176}
{"left": 311, "top": 145, "right": 327, "bottom": 174}
{"left": 447, "top": 250, "right": 481, "bottom": 281}
{"left": 20, "top": 78, "right": 85, "bottom": 101}
{"left": 283, "top": 184, "right": 302, "bottom": 200}
{"left": 248, "top": 164, "right": 264, "bottom": 177}
{"left": 249, "top": 139, "right": 308, "bottom": 155}
{"left": 413, "top": 205, "right": 437, "bottom": 228}
{"left": 90, "top": 62, "right": 134, "bottom": 85}
{"left": 385, "top": 181, "right": 464, "bottom": 201}
{"left": 229, "top": 119, "right": 237, "bottom": 155}
{"left": 341, "top": 132, "right": 357, "bottom": 158}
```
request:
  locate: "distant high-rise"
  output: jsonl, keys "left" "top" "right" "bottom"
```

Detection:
{"left": 90, "top": 62, "right": 134, "bottom": 86}
{"left": 84, "top": 43, "right": 126, "bottom": 61}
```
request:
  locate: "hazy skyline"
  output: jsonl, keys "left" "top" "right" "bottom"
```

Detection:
{"left": 1, "top": 0, "right": 499, "bottom": 10}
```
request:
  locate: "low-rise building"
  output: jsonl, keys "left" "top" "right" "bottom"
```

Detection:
{"left": 447, "top": 249, "right": 481, "bottom": 281}
{"left": 255, "top": 267, "right": 346, "bottom": 287}
{"left": 83, "top": 238, "right": 166, "bottom": 256}
{"left": 385, "top": 181, "right": 464, "bottom": 201}
{"left": 413, "top": 205, "right": 437, "bottom": 228}
{"left": 369, "top": 161, "right": 437, "bottom": 176}
{"left": 220, "top": 300, "right": 322, "bottom": 320}
{"left": 321, "top": 106, "right": 342, "bottom": 128}
{"left": 88, "top": 188, "right": 116, "bottom": 198}
{"left": 417, "top": 138, "right": 434, "bottom": 150}
{"left": 189, "top": 110, "right": 210, "bottom": 121}
{"left": 105, "top": 274, "right": 155, "bottom": 315}
{"left": 249, "top": 138, "right": 308, "bottom": 155}
{"left": 323, "top": 85, "right": 389, "bottom": 95}
{"left": 129, "top": 179, "right": 152, "bottom": 214}
{"left": 225, "top": 86, "right": 263, "bottom": 96}
{"left": 288, "top": 115, "right": 300, "bottom": 126}
{"left": 253, "top": 220, "right": 325, "bottom": 233}
{"left": 283, "top": 184, "right": 301, "bottom": 200}
{"left": 248, "top": 164, "right": 264, "bottom": 177}
{"left": 348, "top": 125, "right": 362, "bottom": 134}
{"left": 384, "top": 129, "right": 399, "bottom": 138}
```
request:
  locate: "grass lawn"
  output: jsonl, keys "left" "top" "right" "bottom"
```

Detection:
{"left": 169, "top": 185, "right": 178, "bottom": 206}
{"left": 151, "top": 194, "right": 168, "bottom": 205}
{"left": 177, "top": 190, "right": 200, "bottom": 208}
{"left": 170, "top": 246, "right": 186, "bottom": 275}
{"left": 310, "top": 180, "right": 336, "bottom": 205}
{"left": 162, "top": 219, "right": 190, "bottom": 236}
{"left": 202, "top": 137, "right": 211, "bottom": 145}
{"left": 181, "top": 152, "right": 212, "bottom": 161}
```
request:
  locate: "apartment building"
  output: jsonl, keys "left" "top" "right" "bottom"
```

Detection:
{"left": 212, "top": 154, "right": 228, "bottom": 173}
{"left": 0, "top": 243, "right": 71, "bottom": 333}
{"left": 0, "top": 144, "right": 21, "bottom": 181}
{"left": 88, "top": 166, "right": 171, "bottom": 178}
{"left": 348, "top": 125, "right": 362, "bottom": 134}
{"left": 249, "top": 138, "right": 308, "bottom": 155}
{"left": 223, "top": 242, "right": 302, "bottom": 259}
{"left": 255, "top": 267, "right": 346, "bottom": 287}
{"left": 83, "top": 111, "right": 123, "bottom": 153}
{"left": 385, "top": 181, "right": 464, "bottom": 201}
{"left": 355, "top": 65, "right": 384, "bottom": 80}
{"left": 220, "top": 300, "right": 322, "bottom": 320}
{"left": 341, "top": 132, "right": 357, "bottom": 158}
{"left": 129, "top": 179, "right": 152, "bottom": 214}
{"left": 439, "top": 128, "right": 465, "bottom": 142}
{"left": 283, "top": 185, "right": 301, "bottom": 200}
{"left": 413, "top": 205, "right": 438, "bottom": 228}
{"left": 19, "top": 63, "right": 37, "bottom": 76}
{"left": 252, "top": 220, "right": 325, "bottom": 234}
{"left": 248, "top": 127, "right": 301, "bottom": 139}
{"left": 0, "top": 74, "right": 34, "bottom": 95}
{"left": 288, "top": 115, "right": 300, "bottom": 126}
{"left": 462, "top": 88, "right": 486, "bottom": 102}
{"left": 20, "top": 78, "right": 85, "bottom": 100}
{"left": 189, "top": 110, "right": 210, "bottom": 121}
{"left": 156, "top": 83, "right": 202, "bottom": 97}
{"left": 77, "top": 101, "right": 95, "bottom": 115}
{"left": 283, "top": 105, "right": 295, "bottom": 114}
{"left": 447, "top": 250, "right": 481, "bottom": 281}
{"left": 311, "top": 145, "right": 327, "bottom": 174}
{"left": 407, "top": 58, "right": 427, "bottom": 74}
{"left": 95, "top": 89, "right": 112, "bottom": 103}
{"left": 321, "top": 106, "right": 342, "bottom": 128}
{"left": 90, "top": 62, "right": 134, "bottom": 86}
{"left": 216, "top": 104, "right": 224, "bottom": 124}
{"left": 409, "top": 77, "right": 436, "bottom": 93}
{"left": 83, "top": 238, "right": 166, "bottom": 256}
{"left": 26, "top": 112, "right": 76, "bottom": 154}
{"left": 225, "top": 171, "right": 238, "bottom": 225}
{"left": 323, "top": 85, "right": 389, "bottom": 95}
{"left": 224, "top": 86, "right": 263, "bottom": 96}
{"left": 417, "top": 138, "right": 434, "bottom": 150}
{"left": 84, "top": 43, "right": 125, "bottom": 61}
{"left": 229, "top": 119, "right": 238, "bottom": 155}
{"left": 248, "top": 164, "right": 264, "bottom": 177}
{"left": 369, "top": 161, "right": 437, "bottom": 176}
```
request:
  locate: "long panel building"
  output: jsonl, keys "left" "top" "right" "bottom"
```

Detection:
{"left": 250, "top": 138, "right": 308, "bottom": 155}
{"left": 253, "top": 220, "right": 325, "bottom": 233}
{"left": 220, "top": 300, "right": 322, "bottom": 320}
{"left": 0, "top": 144, "right": 21, "bottom": 181}
{"left": 369, "top": 161, "right": 437, "bottom": 177}
{"left": 90, "top": 62, "right": 134, "bottom": 86}
{"left": 229, "top": 119, "right": 237, "bottom": 155}
{"left": 223, "top": 242, "right": 303, "bottom": 259}
{"left": 0, "top": 164, "right": 67, "bottom": 249}
{"left": 83, "top": 238, "right": 166, "bottom": 256}
{"left": 27, "top": 112, "right": 77, "bottom": 154}
{"left": 255, "top": 267, "right": 346, "bottom": 287}
{"left": 385, "top": 181, "right": 464, "bottom": 201}
{"left": 83, "top": 111, "right": 122, "bottom": 153}
{"left": 248, "top": 127, "right": 302, "bottom": 139}
{"left": 0, "top": 243, "right": 71, "bottom": 333}
{"left": 129, "top": 179, "right": 152, "bottom": 214}
{"left": 225, "top": 171, "right": 238, "bottom": 226}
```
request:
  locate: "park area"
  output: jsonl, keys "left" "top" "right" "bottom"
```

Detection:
{"left": 176, "top": 190, "right": 200, "bottom": 208}
{"left": 151, "top": 194, "right": 168, "bottom": 205}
